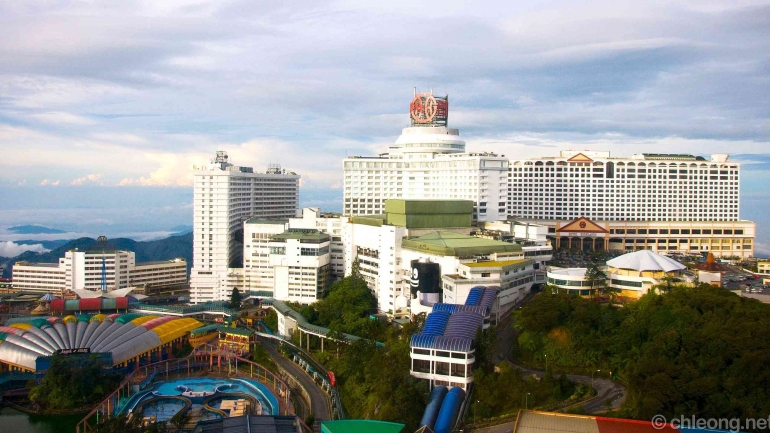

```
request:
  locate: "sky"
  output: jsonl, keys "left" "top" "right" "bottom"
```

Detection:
{"left": 0, "top": 0, "right": 769, "bottom": 255}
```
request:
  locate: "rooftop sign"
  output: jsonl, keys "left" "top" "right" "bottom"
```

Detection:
{"left": 410, "top": 92, "right": 448, "bottom": 126}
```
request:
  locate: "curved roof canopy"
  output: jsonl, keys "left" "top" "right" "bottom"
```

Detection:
{"left": 606, "top": 250, "right": 686, "bottom": 273}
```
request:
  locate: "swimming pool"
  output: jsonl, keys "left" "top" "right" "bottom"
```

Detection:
{"left": 119, "top": 377, "right": 279, "bottom": 417}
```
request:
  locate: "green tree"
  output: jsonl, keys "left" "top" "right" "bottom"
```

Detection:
{"left": 585, "top": 264, "right": 607, "bottom": 299}
{"left": 229, "top": 287, "right": 242, "bottom": 309}
{"left": 263, "top": 308, "right": 278, "bottom": 333}
{"left": 30, "top": 354, "right": 122, "bottom": 411}
{"left": 515, "top": 284, "right": 770, "bottom": 425}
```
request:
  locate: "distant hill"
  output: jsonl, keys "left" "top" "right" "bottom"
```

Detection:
{"left": 7, "top": 225, "right": 68, "bottom": 235}
{"left": 14, "top": 239, "right": 71, "bottom": 250}
{"left": 0, "top": 232, "right": 193, "bottom": 278}
{"left": 169, "top": 225, "right": 193, "bottom": 235}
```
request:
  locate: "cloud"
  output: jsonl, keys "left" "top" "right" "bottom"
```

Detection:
{"left": 71, "top": 174, "right": 102, "bottom": 185}
{"left": 30, "top": 111, "right": 96, "bottom": 125}
{"left": 0, "top": 241, "right": 49, "bottom": 258}
{"left": 40, "top": 179, "right": 60, "bottom": 186}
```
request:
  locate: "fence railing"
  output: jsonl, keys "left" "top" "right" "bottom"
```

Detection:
{"left": 75, "top": 345, "right": 302, "bottom": 433}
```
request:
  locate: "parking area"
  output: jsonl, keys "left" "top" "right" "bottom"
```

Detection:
{"left": 722, "top": 274, "right": 768, "bottom": 292}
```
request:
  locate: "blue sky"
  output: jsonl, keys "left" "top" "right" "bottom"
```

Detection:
{"left": 0, "top": 1, "right": 769, "bottom": 255}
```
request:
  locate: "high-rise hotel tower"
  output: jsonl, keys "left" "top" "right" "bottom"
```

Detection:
{"left": 190, "top": 151, "right": 300, "bottom": 303}
{"left": 343, "top": 91, "right": 509, "bottom": 222}
{"left": 509, "top": 151, "right": 755, "bottom": 257}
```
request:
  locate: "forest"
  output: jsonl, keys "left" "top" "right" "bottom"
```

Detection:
{"left": 515, "top": 284, "right": 770, "bottom": 422}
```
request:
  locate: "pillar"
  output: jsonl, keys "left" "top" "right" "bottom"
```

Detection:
{"left": 307, "top": 333, "right": 310, "bottom": 351}
{"left": 321, "top": 337, "right": 324, "bottom": 352}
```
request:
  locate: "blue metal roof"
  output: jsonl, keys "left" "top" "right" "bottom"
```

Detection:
{"left": 422, "top": 310, "right": 451, "bottom": 336}
{"left": 411, "top": 335, "right": 474, "bottom": 352}
{"left": 432, "top": 303, "right": 487, "bottom": 317}
{"left": 443, "top": 311, "right": 484, "bottom": 340}
{"left": 465, "top": 287, "right": 484, "bottom": 306}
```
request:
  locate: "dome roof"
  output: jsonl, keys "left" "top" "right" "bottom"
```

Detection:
{"left": 606, "top": 250, "right": 686, "bottom": 273}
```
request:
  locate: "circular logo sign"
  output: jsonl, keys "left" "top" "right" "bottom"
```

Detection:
{"left": 579, "top": 221, "right": 587, "bottom": 229}
{"left": 410, "top": 94, "right": 438, "bottom": 124}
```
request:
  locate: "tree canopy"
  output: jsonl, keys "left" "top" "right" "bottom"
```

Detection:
{"left": 515, "top": 285, "right": 770, "bottom": 424}
{"left": 29, "top": 354, "right": 123, "bottom": 411}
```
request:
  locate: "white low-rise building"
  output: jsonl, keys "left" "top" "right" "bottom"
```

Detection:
{"left": 288, "top": 208, "right": 347, "bottom": 280}
{"left": 605, "top": 250, "right": 687, "bottom": 299}
{"left": 269, "top": 228, "right": 331, "bottom": 304}
{"left": 13, "top": 249, "right": 187, "bottom": 295}
{"left": 244, "top": 218, "right": 290, "bottom": 294}
{"left": 546, "top": 268, "right": 594, "bottom": 297}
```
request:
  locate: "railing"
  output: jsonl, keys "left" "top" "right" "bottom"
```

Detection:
{"left": 130, "top": 301, "right": 236, "bottom": 317}
{"left": 76, "top": 346, "right": 300, "bottom": 433}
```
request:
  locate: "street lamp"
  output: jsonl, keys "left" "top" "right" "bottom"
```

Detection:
{"left": 591, "top": 369, "right": 601, "bottom": 390}
{"left": 545, "top": 354, "right": 548, "bottom": 372}
{"left": 525, "top": 392, "right": 531, "bottom": 410}
{"left": 474, "top": 400, "right": 480, "bottom": 424}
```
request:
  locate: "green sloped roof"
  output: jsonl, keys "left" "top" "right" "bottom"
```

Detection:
{"left": 321, "top": 420, "right": 405, "bottom": 433}
{"left": 402, "top": 231, "right": 522, "bottom": 257}
{"left": 384, "top": 199, "right": 474, "bottom": 215}
{"left": 350, "top": 215, "right": 386, "bottom": 227}
{"left": 271, "top": 228, "right": 330, "bottom": 242}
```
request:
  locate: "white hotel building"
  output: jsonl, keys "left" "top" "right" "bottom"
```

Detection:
{"left": 343, "top": 92, "right": 509, "bottom": 222}
{"left": 509, "top": 151, "right": 755, "bottom": 257}
{"left": 12, "top": 250, "right": 187, "bottom": 295}
{"left": 190, "top": 151, "right": 300, "bottom": 304}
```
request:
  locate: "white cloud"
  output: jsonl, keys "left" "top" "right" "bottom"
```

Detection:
{"left": 0, "top": 241, "right": 49, "bottom": 258}
{"left": 30, "top": 111, "right": 96, "bottom": 125}
{"left": 40, "top": 179, "right": 60, "bottom": 186}
{"left": 71, "top": 174, "right": 103, "bottom": 185}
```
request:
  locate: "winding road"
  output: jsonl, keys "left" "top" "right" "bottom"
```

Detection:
{"left": 262, "top": 338, "right": 331, "bottom": 425}
{"left": 495, "top": 300, "right": 627, "bottom": 414}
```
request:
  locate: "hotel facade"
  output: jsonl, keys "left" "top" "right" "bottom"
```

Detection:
{"left": 189, "top": 151, "right": 300, "bottom": 304}
{"left": 343, "top": 92, "right": 509, "bottom": 223}
{"left": 509, "top": 151, "right": 755, "bottom": 257}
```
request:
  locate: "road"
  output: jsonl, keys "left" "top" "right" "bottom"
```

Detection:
{"left": 495, "top": 297, "right": 627, "bottom": 413}
{"left": 262, "top": 338, "right": 330, "bottom": 423}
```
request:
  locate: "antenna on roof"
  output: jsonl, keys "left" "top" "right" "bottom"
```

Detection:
{"left": 97, "top": 236, "right": 108, "bottom": 292}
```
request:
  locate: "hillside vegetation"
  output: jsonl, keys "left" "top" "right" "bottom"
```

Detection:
{"left": 515, "top": 285, "right": 770, "bottom": 424}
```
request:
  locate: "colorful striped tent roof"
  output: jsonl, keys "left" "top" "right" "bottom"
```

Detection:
{"left": 0, "top": 314, "right": 202, "bottom": 371}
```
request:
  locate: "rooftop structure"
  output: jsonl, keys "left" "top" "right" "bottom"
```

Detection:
{"left": 410, "top": 286, "right": 498, "bottom": 390}
{"left": 606, "top": 250, "right": 687, "bottom": 273}
{"left": 321, "top": 420, "right": 405, "bottom": 433}
{"left": 0, "top": 314, "right": 202, "bottom": 372}
{"left": 513, "top": 410, "right": 746, "bottom": 433}
{"left": 192, "top": 415, "right": 302, "bottom": 433}
{"left": 402, "top": 232, "right": 522, "bottom": 257}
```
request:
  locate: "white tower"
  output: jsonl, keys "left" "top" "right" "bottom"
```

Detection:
{"left": 190, "top": 151, "right": 300, "bottom": 304}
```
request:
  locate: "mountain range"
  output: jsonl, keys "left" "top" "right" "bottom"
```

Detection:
{"left": 0, "top": 232, "right": 193, "bottom": 278}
